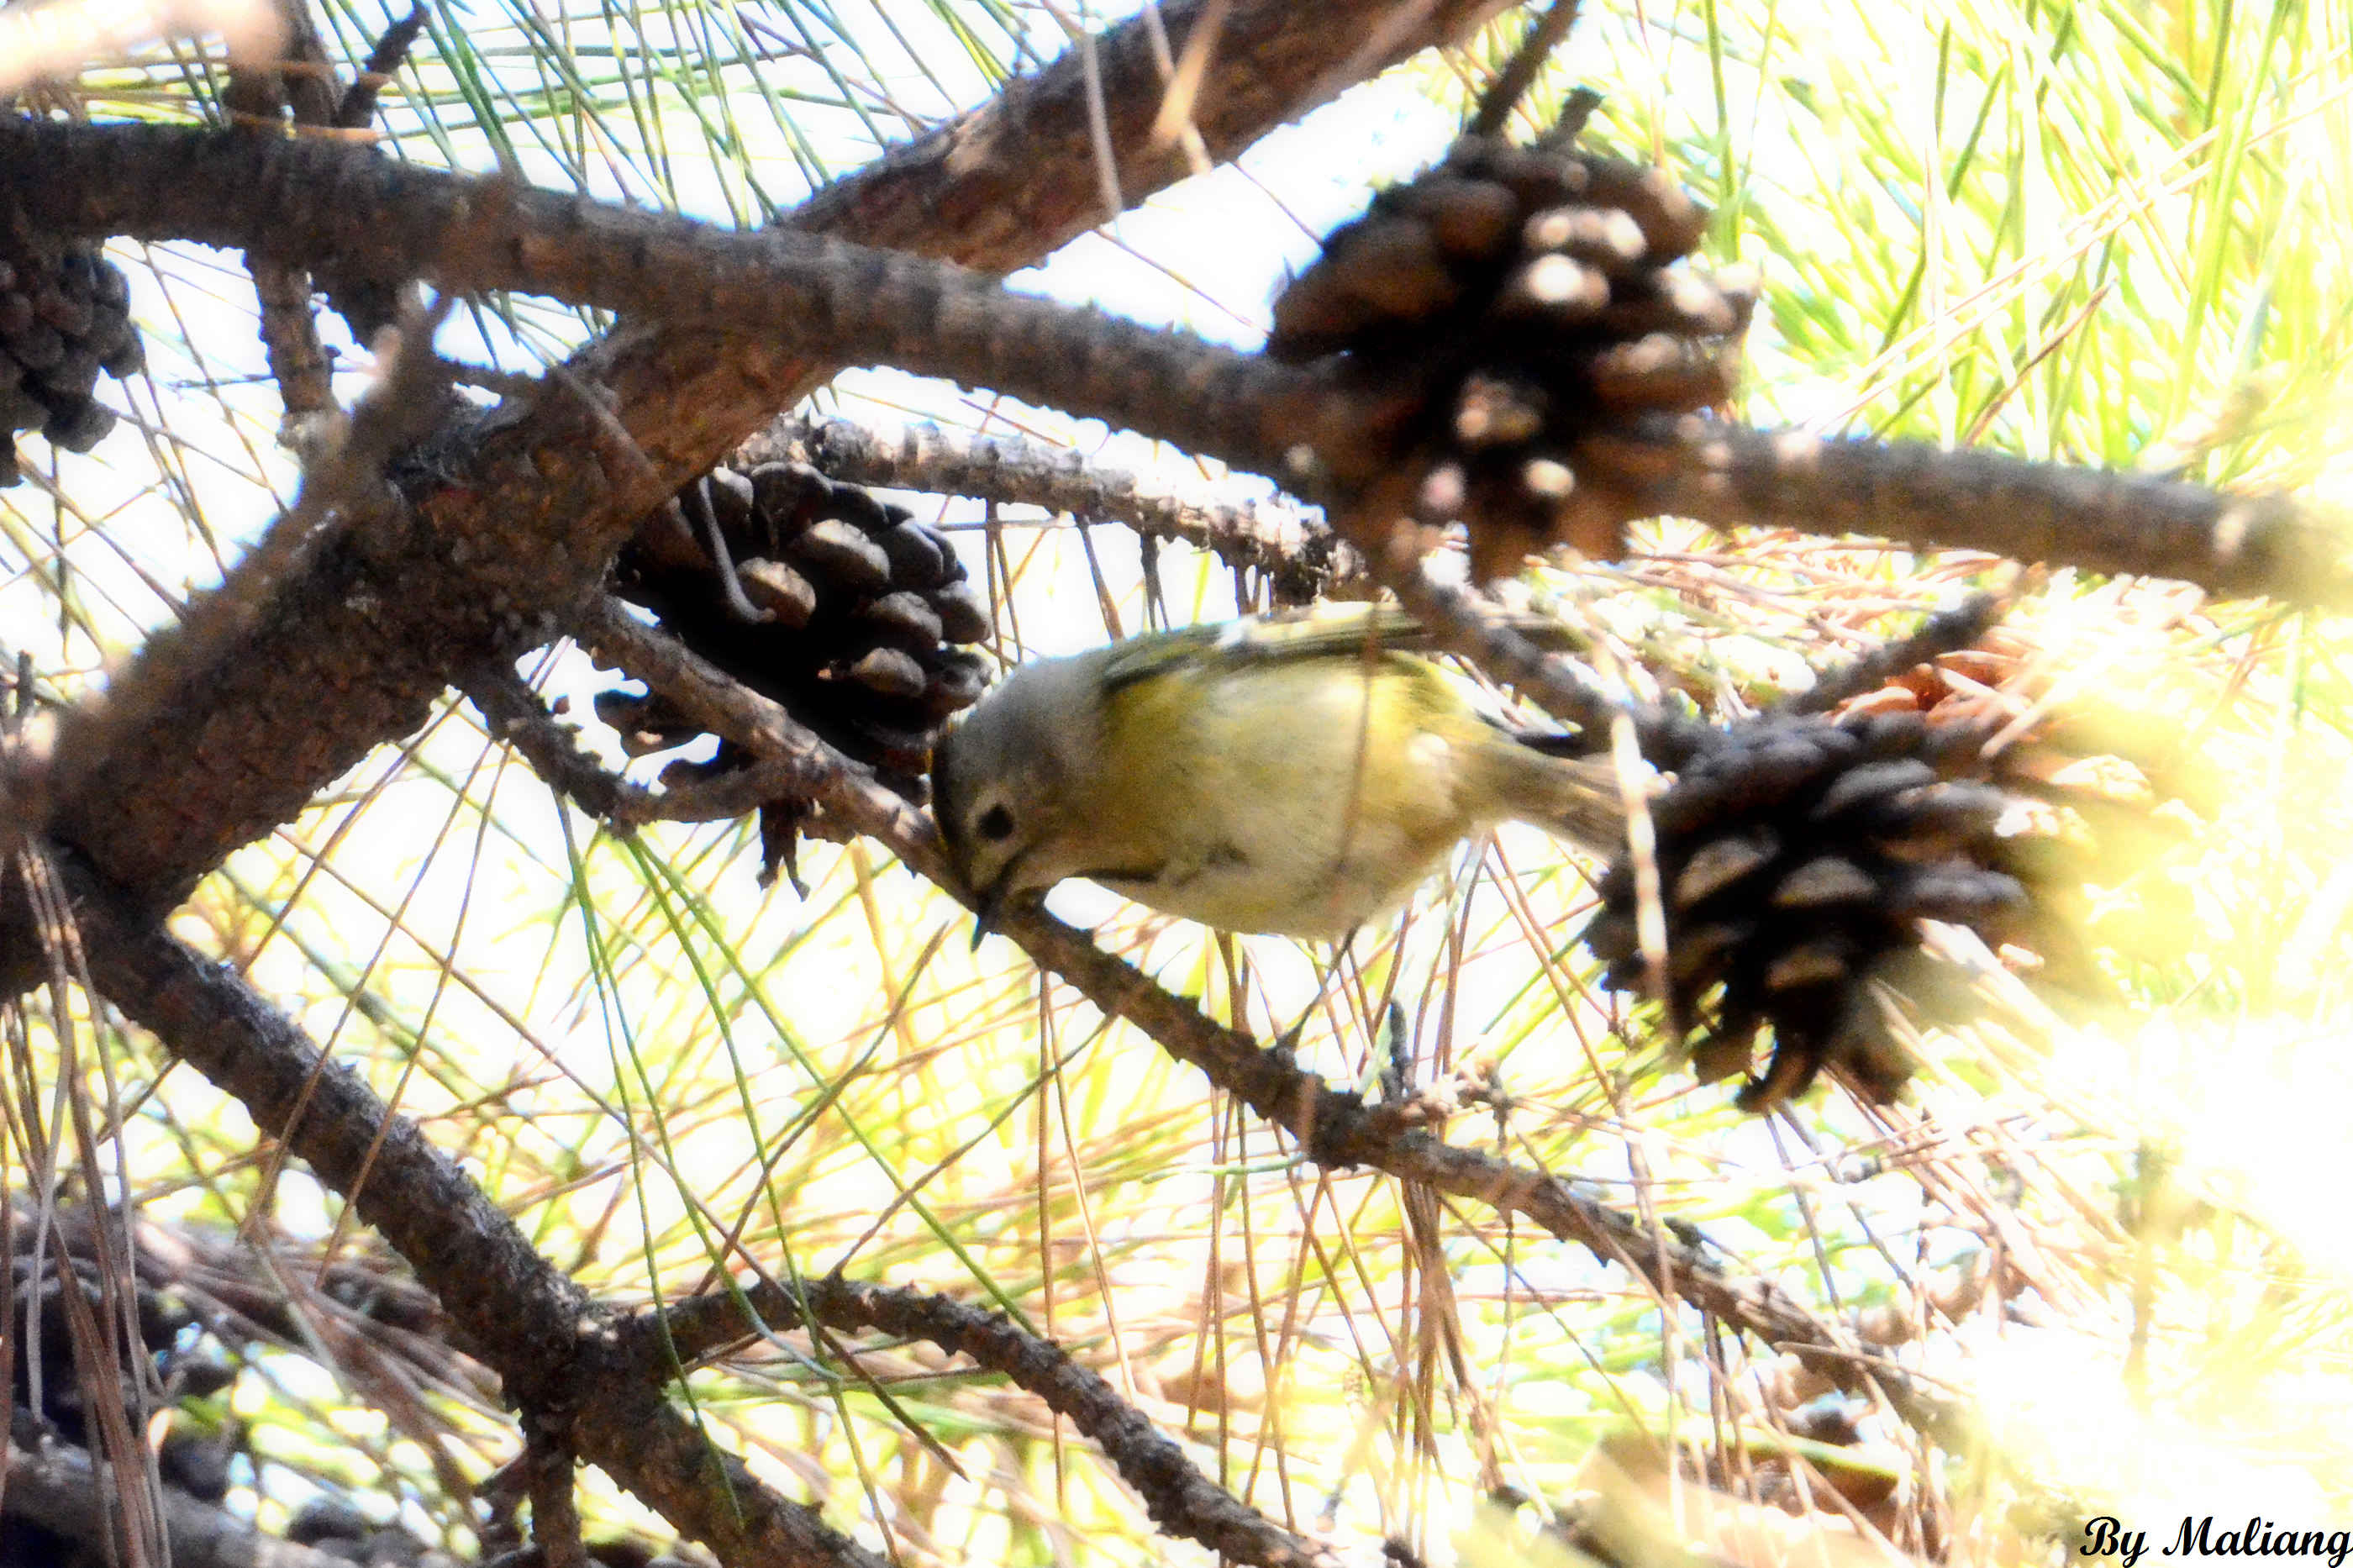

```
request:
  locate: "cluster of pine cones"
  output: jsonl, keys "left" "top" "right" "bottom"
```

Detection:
{"left": 1266, "top": 122, "right": 1752, "bottom": 579}
{"left": 0, "top": 236, "right": 142, "bottom": 486}
{"left": 1265, "top": 110, "right": 2122, "bottom": 1113}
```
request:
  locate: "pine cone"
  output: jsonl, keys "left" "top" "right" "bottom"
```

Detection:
{"left": 0, "top": 234, "right": 145, "bottom": 486}
{"left": 609, "top": 459, "right": 992, "bottom": 886}
{"left": 1586, "top": 708, "right": 2037, "bottom": 1112}
{"left": 1573, "top": 574, "right": 2207, "bottom": 1117}
{"left": 1267, "top": 124, "right": 1752, "bottom": 578}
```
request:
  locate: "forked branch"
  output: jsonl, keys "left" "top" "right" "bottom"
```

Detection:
{"left": 6, "top": 118, "right": 2340, "bottom": 612}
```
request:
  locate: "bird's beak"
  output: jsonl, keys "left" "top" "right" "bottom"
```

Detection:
{"left": 969, "top": 855, "right": 1021, "bottom": 950}
{"left": 970, "top": 881, "right": 1006, "bottom": 950}
{"left": 966, "top": 840, "right": 1043, "bottom": 949}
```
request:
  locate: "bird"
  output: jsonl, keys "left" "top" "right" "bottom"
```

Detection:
{"left": 931, "top": 607, "right": 1631, "bottom": 942}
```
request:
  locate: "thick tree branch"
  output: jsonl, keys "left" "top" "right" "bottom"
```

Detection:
{"left": 18, "top": 118, "right": 2340, "bottom": 627}
{"left": 63, "top": 858, "right": 891, "bottom": 1568}
{"left": 69, "top": 876, "right": 591, "bottom": 1398}
{"left": 6, "top": 120, "right": 1368, "bottom": 488}
{"left": 1574, "top": 414, "right": 2339, "bottom": 605}
{"left": 45, "top": 294, "right": 457, "bottom": 818}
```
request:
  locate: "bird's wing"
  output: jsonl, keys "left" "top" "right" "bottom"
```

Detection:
{"left": 1096, "top": 605, "right": 1593, "bottom": 691}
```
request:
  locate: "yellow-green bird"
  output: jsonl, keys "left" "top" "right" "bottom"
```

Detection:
{"left": 931, "top": 608, "right": 1630, "bottom": 941}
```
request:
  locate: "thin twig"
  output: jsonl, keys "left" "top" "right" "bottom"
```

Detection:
{"left": 334, "top": 3, "right": 427, "bottom": 131}
{"left": 1465, "top": 0, "right": 1580, "bottom": 139}
{"left": 464, "top": 660, "right": 858, "bottom": 830}
{"left": 461, "top": 663, "right": 638, "bottom": 821}
{"left": 225, "top": 0, "right": 343, "bottom": 429}
{"left": 743, "top": 414, "right": 1371, "bottom": 602}
{"left": 574, "top": 600, "right": 889, "bottom": 822}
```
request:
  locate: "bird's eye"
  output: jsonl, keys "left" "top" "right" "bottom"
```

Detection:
{"left": 976, "top": 804, "right": 1016, "bottom": 842}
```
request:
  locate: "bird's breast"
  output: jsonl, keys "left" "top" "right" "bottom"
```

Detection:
{"left": 1085, "top": 660, "right": 1482, "bottom": 936}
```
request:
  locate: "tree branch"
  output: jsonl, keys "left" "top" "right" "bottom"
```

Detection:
{"left": 223, "top": 0, "right": 345, "bottom": 430}
{"left": 333, "top": 3, "right": 428, "bottom": 134}
{"left": 8, "top": 0, "right": 1506, "bottom": 921}
{"left": 16, "top": 124, "right": 2334, "bottom": 622}
{"left": 5, "top": 120, "right": 1359, "bottom": 488}
{"left": 576, "top": 599, "right": 1971, "bottom": 1451}
{"left": 1575, "top": 413, "right": 2340, "bottom": 605}
{"left": 62, "top": 858, "right": 891, "bottom": 1568}
{"left": 743, "top": 415, "right": 1372, "bottom": 602}
{"left": 648, "top": 1280, "right": 1340, "bottom": 1568}
{"left": 461, "top": 662, "right": 638, "bottom": 821}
